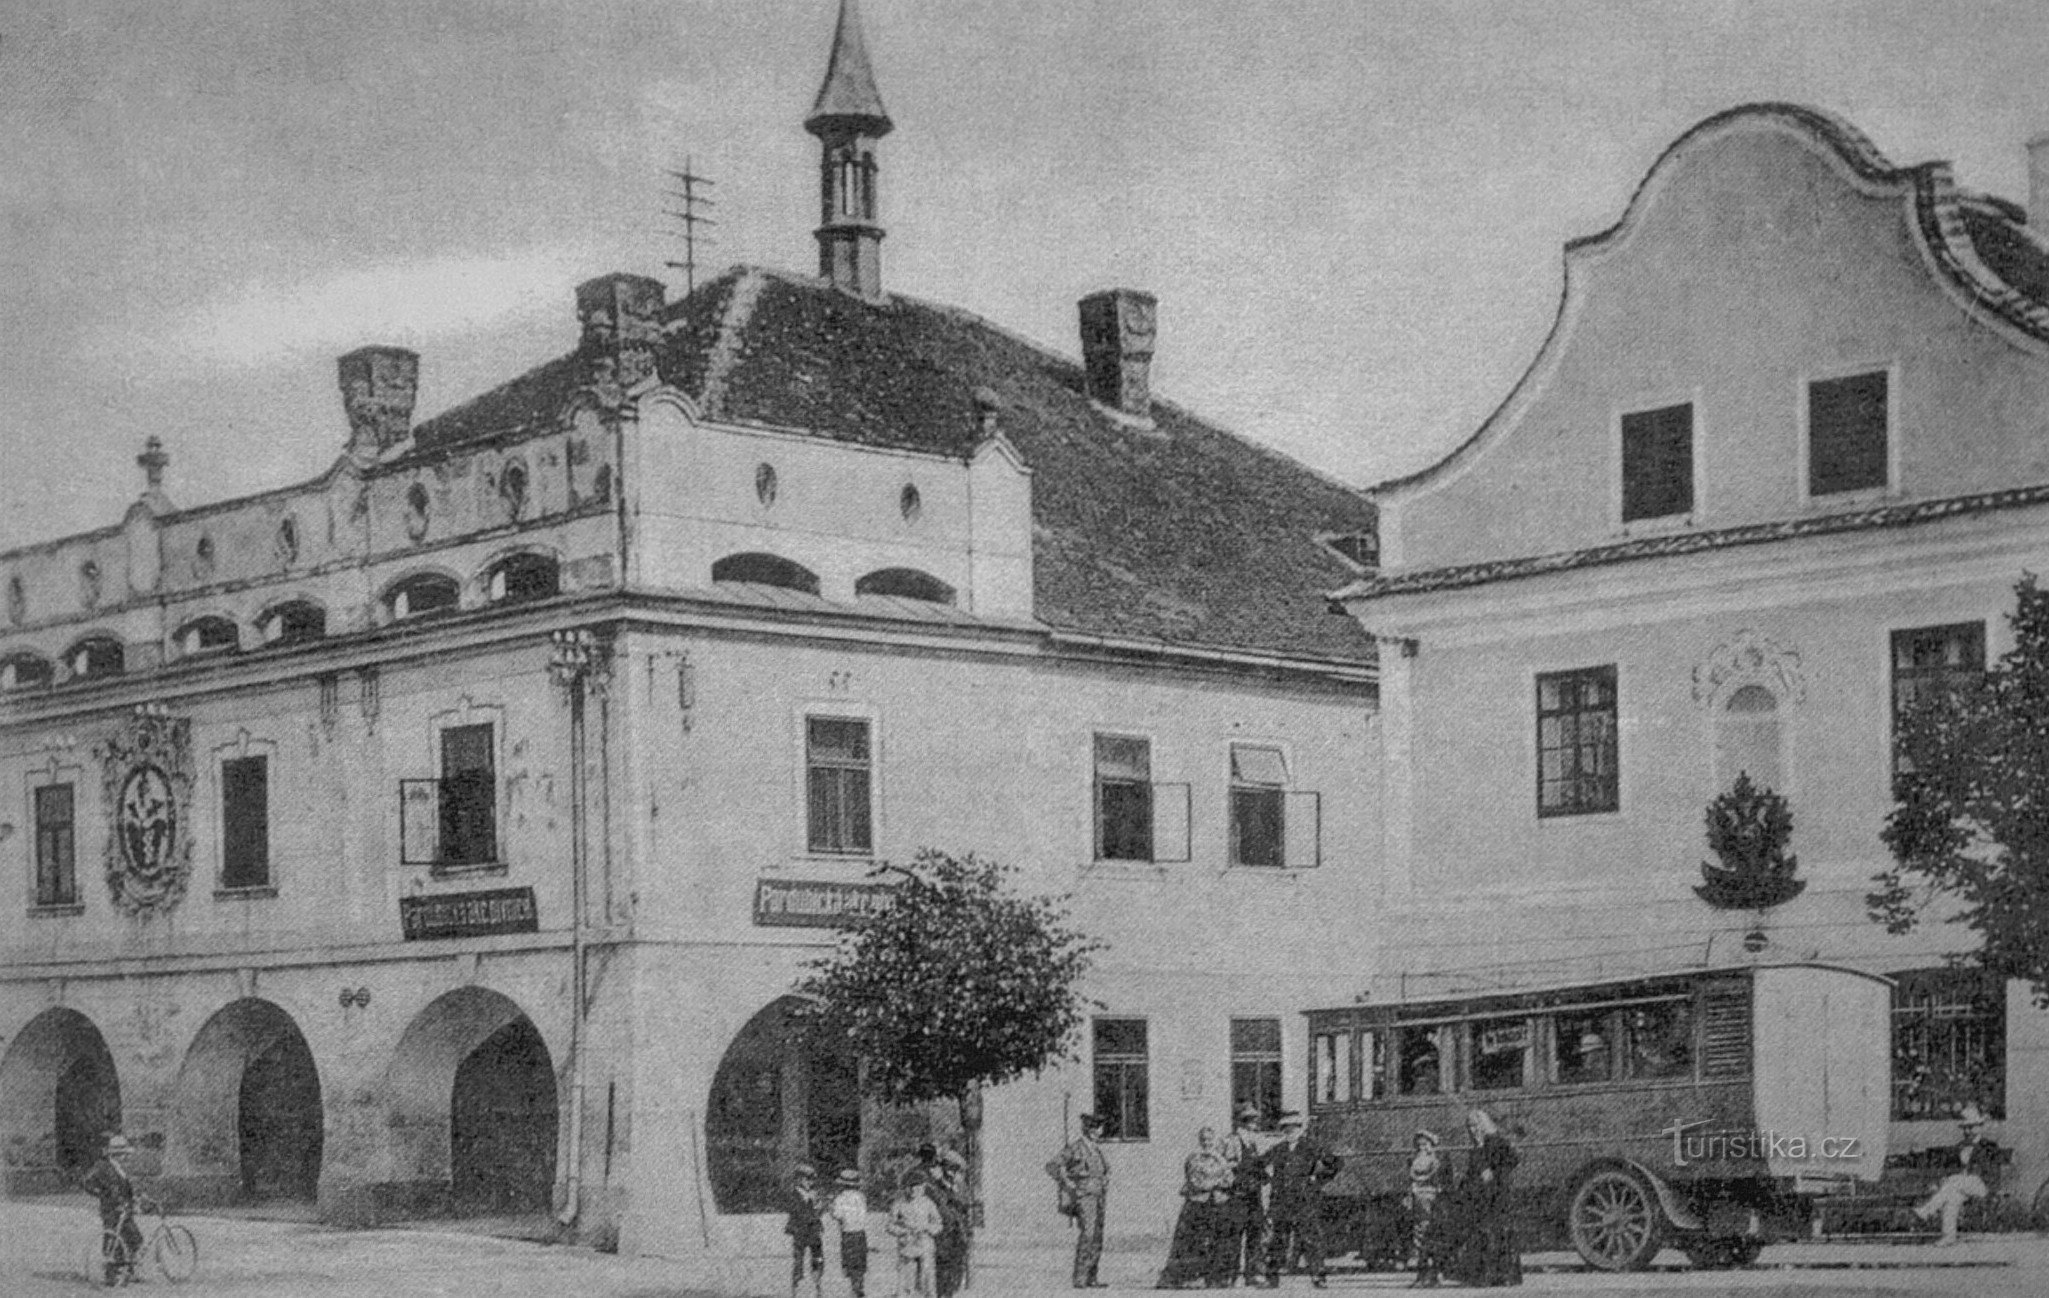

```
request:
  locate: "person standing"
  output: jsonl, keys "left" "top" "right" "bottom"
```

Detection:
{"left": 785, "top": 1164, "right": 828, "bottom": 1298}
{"left": 887, "top": 1172, "right": 944, "bottom": 1298}
{"left": 81, "top": 1133, "right": 143, "bottom": 1288}
{"left": 1914, "top": 1104, "right": 1999, "bottom": 1246}
{"left": 1405, "top": 1130, "right": 1447, "bottom": 1288}
{"left": 1445, "top": 1110, "right": 1521, "bottom": 1288}
{"left": 1156, "top": 1126, "right": 1232, "bottom": 1288}
{"left": 831, "top": 1168, "right": 874, "bottom": 1298}
{"left": 1262, "top": 1112, "right": 1342, "bottom": 1288}
{"left": 1219, "top": 1104, "right": 1272, "bottom": 1287}
{"left": 1047, "top": 1113, "right": 1111, "bottom": 1288}
{"left": 930, "top": 1150, "right": 971, "bottom": 1298}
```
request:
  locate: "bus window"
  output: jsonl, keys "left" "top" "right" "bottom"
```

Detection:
{"left": 1312, "top": 1031, "right": 1345, "bottom": 1105}
{"left": 1625, "top": 1001, "right": 1695, "bottom": 1080}
{"left": 1555, "top": 1009, "right": 1616, "bottom": 1084}
{"left": 1470, "top": 1017, "right": 1531, "bottom": 1090}
{"left": 1361, "top": 1029, "right": 1387, "bottom": 1101}
{"left": 1396, "top": 1026, "right": 1444, "bottom": 1096}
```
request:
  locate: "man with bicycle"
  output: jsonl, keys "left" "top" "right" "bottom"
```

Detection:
{"left": 83, "top": 1133, "right": 145, "bottom": 1286}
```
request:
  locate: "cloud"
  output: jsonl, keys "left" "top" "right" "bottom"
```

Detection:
{"left": 148, "top": 245, "right": 602, "bottom": 367}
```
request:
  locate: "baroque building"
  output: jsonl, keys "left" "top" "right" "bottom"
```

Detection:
{"left": 1341, "top": 104, "right": 2049, "bottom": 1217}
{"left": 0, "top": 0, "right": 1379, "bottom": 1262}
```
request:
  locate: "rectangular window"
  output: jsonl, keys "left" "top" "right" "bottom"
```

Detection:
{"left": 438, "top": 723, "right": 498, "bottom": 866}
{"left": 1621, "top": 402, "right": 1694, "bottom": 521}
{"left": 1623, "top": 1000, "right": 1695, "bottom": 1081}
{"left": 1468, "top": 1017, "right": 1530, "bottom": 1091}
{"left": 1536, "top": 666, "right": 1619, "bottom": 817}
{"left": 1395, "top": 1025, "right": 1445, "bottom": 1097}
{"left": 1808, "top": 370, "right": 1889, "bottom": 496}
{"left": 1229, "top": 745, "right": 1287, "bottom": 867}
{"left": 1892, "top": 622, "right": 1986, "bottom": 779}
{"left": 806, "top": 717, "right": 873, "bottom": 855}
{"left": 1311, "top": 1031, "right": 1346, "bottom": 1107}
{"left": 1554, "top": 1008, "right": 1617, "bottom": 1085}
{"left": 1892, "top": 968, "right": 2005, "bottom": 1121}
{"left": 33, "top": 783, "right": 76, "bottom": 908}
{"left": 1230, "top": 1018, "right": 1283, "bottom": 1123}
{"left": 1094, "top": 735, "right": 1153, "bottom": 862}
{"left": 1092, "top": 1018, "right": 1149, "bottom": 1141}
{"left": 220, "top": 755, "right": 270, "bottom": 890}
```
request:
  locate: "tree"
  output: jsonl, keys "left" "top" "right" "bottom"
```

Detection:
{"left": 1870, "top": 573, "right": 2049, "bottom": 1002}
{"left": 797, "top": 848, "right": 1103, "bottom": 1187}
{"left": 1695, "top": 774, "right": 1805, "bottom": 912}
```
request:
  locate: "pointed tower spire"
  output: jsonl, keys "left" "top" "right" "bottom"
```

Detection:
{"left": 806, "top": 0, "right": 893, "bottom": 298}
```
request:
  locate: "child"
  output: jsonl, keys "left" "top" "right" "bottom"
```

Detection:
{"left": 786, "top": 1164, "right": 827, "bottom": 1298}
{"left": 1406, "top": 1130, "right": 1445, "bottom": 1288}
{"left": 831, "top": 1168, "right": 872, "bottom": 1298}
{"left": 886, "top": 1171, "right": 943, "bottom": 1298}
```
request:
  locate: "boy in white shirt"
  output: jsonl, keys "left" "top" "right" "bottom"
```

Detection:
{"left": 831, "top": 1168, "right": 873, "bottom": 1298}
{"left": 886, "top": 1172, "right": 943, "bottom": 1298}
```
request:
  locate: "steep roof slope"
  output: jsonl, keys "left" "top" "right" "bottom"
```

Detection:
{"left": 415, "top": 266, "right": 1375, "bottom": 663}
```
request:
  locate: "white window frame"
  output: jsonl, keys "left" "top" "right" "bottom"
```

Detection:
{"left": 795, "top": 704, "right": 882, "bottom": 862}
{"left": 24, "top": 756, "right": 85, "bottom": 914}
{"left": 1611, "top": 387, "right": 1704, "bottom": 532}
{"left": 423, "top": 699, "right": 508, "bottom": 873}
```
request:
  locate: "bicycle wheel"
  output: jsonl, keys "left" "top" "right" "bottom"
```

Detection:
{"left": 153, "top": 1223, "right": 199, "bottom": 1283}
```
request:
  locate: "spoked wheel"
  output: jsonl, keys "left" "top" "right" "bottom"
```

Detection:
{"left": 154, "top": 1224, "right": 199, "bottom": 1283}
{"left": 1681, "top": 1235, "right": 1763, "bottom": 1270}
{"left": 1569, "top": 1167, "right": 1664, "bottom": 1271}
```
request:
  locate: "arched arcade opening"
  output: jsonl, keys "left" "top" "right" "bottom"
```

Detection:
{"left": 166, "top": 998, "right": 323, "bottom": 1204}
{"left": 706, "top": 996, "right": 861, "bottom": 1214}
{"left": 0, "top": 1008, "right": 121, "bottom": 1194}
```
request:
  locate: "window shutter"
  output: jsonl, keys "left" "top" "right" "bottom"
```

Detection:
{"left": 1152, "top": 782, "right": 1191, "bottom": 863}
{"left": 1284, "top": 790, "right": 1322, "bottom": 868}
{"left": 1700, "top": 981, "right": 1752, "bottom": 1079}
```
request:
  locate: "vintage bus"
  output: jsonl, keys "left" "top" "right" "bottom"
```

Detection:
{"left": 1304, "top": 963, "right": 1891, "bottom": 1271}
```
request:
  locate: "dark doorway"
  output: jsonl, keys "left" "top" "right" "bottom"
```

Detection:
{"left": 55, "top": 1053, "right": 121, "bottom": 1175}
{"left": 450, "top": 1018, "right": 557, "bottom": 1214}
{"left": 807, "top": 1031, "right": 861, "bottom": 1176}
{"left": 706, "top": 997, "right": 863, "bottom": 1213}
{"left": 238, "top": 1030, "right": 323, "bottom": 1200}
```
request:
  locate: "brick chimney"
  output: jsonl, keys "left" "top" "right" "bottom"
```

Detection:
{"left": 1078, "top": 289, "right": 1158, "bottom": 423}
{"left": 576, "top": 273, "right": 666, "bottom": 403}
{"left": 2029, "top": 134, "right": 2049, "bottom": 240}
{"left": 338, "top": 346, "right": 420, "bottom": 464}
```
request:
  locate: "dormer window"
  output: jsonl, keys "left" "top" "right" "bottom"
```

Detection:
{"left": 712, "top": 552, "right": 822, "bottom": 595}
{"left": 66, "top": 636, "right": 124, "bottom": 681}
{"left": 386, "top": 573, "right": 459, "bottom": 620}
{"left": 1621, "top": 402, "right": 1694, "bottom": 522}
{"left": 258, "top": 600, "right": 327, "bottom": 647}
{"left": 487, "top": 553, "right": 560, "bottom": 604}
{"left": 1315, "top": 532, "right": 1378, "bottom": 573}
{"left": 854, "top": 568, "right": 955, "bottom": 605}
{"left": 176, "top": 615, "right": 240, "bottom": 658}
{"left": 1808, "top": 370, "right": 1890, "bottom": 497}
{"left": 0, "top": 653, "right": 54, "bottom": 691}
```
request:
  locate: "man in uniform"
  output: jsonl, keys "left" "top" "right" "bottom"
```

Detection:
{"left": 82, "top": 1133, "right": 143, "bottom": 1287}
{"left": 1046, "top": 1113, "right": 1111, "bottom": 1287}
{"left": 1263, "top": 1111, "right": 1343, "bottom": 1288}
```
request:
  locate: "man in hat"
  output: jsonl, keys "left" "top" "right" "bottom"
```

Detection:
{"left": 830, "top": 1168, "right": 873, "bottom": 1297}
{"left": 82, "top": 1133, "right": 144, "bottom": 1286}
{"left": 1219, "top": 1103, "right": 1274, "bottom": 1286}
{"left": 1262, "top": 1112, "right": 1343, "bottom": 1288}
{"left": 1914, "top": 1105, "right": 2000, "bottom": 1246}
{"left": 1046, "top": 1114, "right": 1110, "bottom": 1287}
{"left": 785, "top": 1163, "right": 827, "bottom": 1298}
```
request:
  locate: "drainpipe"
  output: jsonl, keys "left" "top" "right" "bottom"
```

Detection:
{"left": 550, "top": 629, "right": 609, "bottom": 1228}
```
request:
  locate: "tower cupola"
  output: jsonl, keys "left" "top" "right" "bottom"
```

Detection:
{"left": 806, "top": 0, "right": 893, "bottom": 298}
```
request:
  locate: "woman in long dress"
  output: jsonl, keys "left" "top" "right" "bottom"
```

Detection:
{"left": 1445, "top": 1109, "right": 1522, "bottom": 1288}
{"left": 1156, "top": 1127, "right": 1233, "bottom": 1288}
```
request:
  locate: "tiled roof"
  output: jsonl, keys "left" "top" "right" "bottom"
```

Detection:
{"left": 417, "top": 266, "right": 1376, "bottom": 665}
{"left": 1338, "top": 481, "right": 2049, "bottom": 602}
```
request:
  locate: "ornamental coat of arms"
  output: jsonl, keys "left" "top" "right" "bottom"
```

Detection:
{"left": 95, "top": 710, "right": 196, "bottom": 916}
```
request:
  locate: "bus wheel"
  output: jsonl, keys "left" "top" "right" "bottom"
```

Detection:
{"left": 1681, "top": 1236, "right": 1762, "bottom": 1270}
{"left": 1568, "top": 1167, "right": 1664, "bottom": 1271}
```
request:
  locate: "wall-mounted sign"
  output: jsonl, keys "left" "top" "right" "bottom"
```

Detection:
{"left": 753, "top": 878, "right": 895, "bottom": 928}
{"left": 96, "top": 710, "right": 196, "bottom": 917}
{"left": 400, "top": 886, "right": 539, "bottom": 941}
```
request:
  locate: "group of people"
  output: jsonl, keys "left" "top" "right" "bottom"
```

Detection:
{"left": 1403, "top": 1110, "right": 1521, "bottom": 1288}
{"left": 784, "top": 1145, "right": 973, "bottom": 1298}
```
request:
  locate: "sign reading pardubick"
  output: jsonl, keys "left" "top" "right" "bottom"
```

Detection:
{"left": 400, "top": 886, "right": 540, "bottom": 941}
{"left": 753, "top": 878, "right": 896, "bottom": 928}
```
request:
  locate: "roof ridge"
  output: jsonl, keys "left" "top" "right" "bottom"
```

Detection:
{"left": 698, "top": 267, "right": 770, "bottom": 420}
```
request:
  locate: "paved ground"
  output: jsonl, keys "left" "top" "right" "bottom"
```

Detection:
{"left": 7, "top": 1200, "right": 2049, "bottom": 1298}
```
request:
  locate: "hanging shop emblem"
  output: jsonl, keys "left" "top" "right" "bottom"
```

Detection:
{"left": 96, "top": 709, "right": 196, "bottom": 916}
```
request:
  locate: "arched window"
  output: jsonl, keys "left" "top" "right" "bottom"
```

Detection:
{"left": 386, "top": 573, "right": 460, "bottom": 620}
{"left": 0, "top": 653, "right": 54, "bottom": 691}
{"left": 711, "top": 553, "right": 822, "bottom": 595}
{"left": 1715, "top": 684, "right": 1783, "bottom": 794}
{"left": 258, "top": 600, "right": 327, "bottom": 647}
{"left": 175, "top": 615, "right": 240, "bottom": 657}
{"left": 853, "top": 568, "right": 956, "bottom": 605}
{"left": 65, "top": 636, "right": 124, "bottom": 681}
{"left": 487, "top": 553, "right": 560, "bottom": 604}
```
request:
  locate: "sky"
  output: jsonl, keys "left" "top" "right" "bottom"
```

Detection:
{"left": 5, "top": 0, "right": 2049, "bottom": 550}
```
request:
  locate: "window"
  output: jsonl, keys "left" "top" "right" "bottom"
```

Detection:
{"left": 0, "top": 654, "right": 53, "bottom": 691}
{"left": 712, "top": 552, "right": 821, "bottom": 595}
{"left": 1092, "top": 1018, "right": 1149, "bottom": 1140}
{"left": 1311, "top": 1030, "right": 1349, "bottom": 1107}
{"left": 259, "top": 601, "right": 326, "bottom": 647}
{"left": 1229, "top": 745, "right": 1288, "bottom": 867}
{"left": 1623, "top": 1000, "right": 1695, "bottom": 1080}
{"left": 1094, "top": 735, "right": 1153, "bottom": 862}
{"left": 33, "top": 783, "right": 77, "bottom": 908}
{"left": 853, "top": 568, "right": 955, "bottom": 605}
{"left": 1554, "top": 1009, "right": 1616, "bottom": 1085}
{"left": 387, "top": 573, "right": 459, "bottom": 620}
{"left": 1892, "top": 623, "right": 1986, "bottom": 779}
{"left": 1621, "top": 402, "right": 1694, "bottom": 521}
{"left": 807, "top": 718, "right": 873, "bottom": 855}
{"left": 176, "top": 616, "right": 239, "bottom": 657}
{"left": 1808, "top": 370, "right": 1889, "bottom": 496}
{"left": 1537, "top": 666, "right": 1619, "bottom": 817}
{"left": 1892, "top": 968, "right": 2005, "bottom": 1121}
{"left": 488, "top": 553, "right": 560, "bottom": 604}
{"left": 1468, "top": 1017, "right": 1530, "bottom": 1091}
{"left": 1715, "top": 684, "right": 1783, "bottom": 794}
{"left": 220, "top": 756, "right": 270, "bottom": 890}
{"left": 66, "top": 637, "right": 124, "bottom": 681}
{"left": 438, "top": 723, "right": 498, "bottom": 866}
{"left": 1230, "top": 1018, "right": 1283, "bottom": 1125}
{"left": 1395, "top": 1025, "right": 1445, "bottom": 1096}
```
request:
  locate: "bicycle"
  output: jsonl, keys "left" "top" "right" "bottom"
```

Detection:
{"left": 88, "top": 1197, "right": 199, "bottom": 1287}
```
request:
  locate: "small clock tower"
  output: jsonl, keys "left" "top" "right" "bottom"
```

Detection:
{"left": 805, "top": 0, "right": 894, "bottom": 299}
